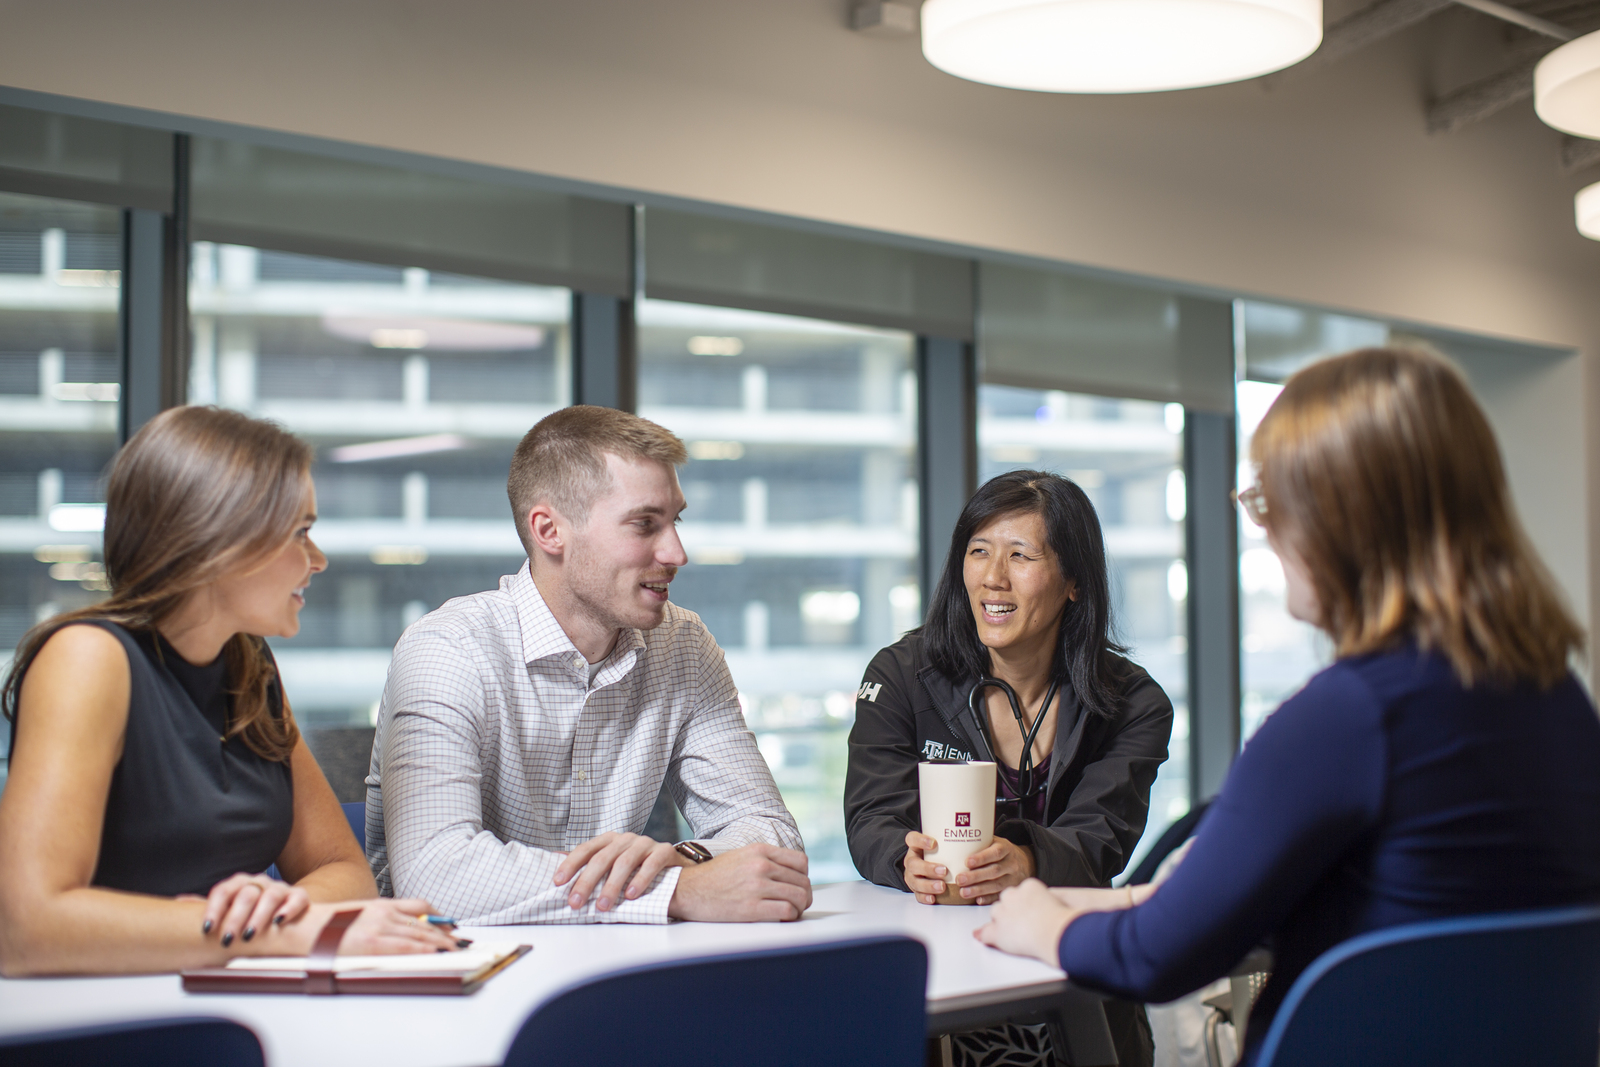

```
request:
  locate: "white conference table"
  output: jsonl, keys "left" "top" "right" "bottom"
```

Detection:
{"left": 0, "top": 881, "right": 1121, "bottom": 1066}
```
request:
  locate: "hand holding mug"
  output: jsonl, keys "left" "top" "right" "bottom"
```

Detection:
{"left": 903, "top": 830, "right": 951, "bottom": 904}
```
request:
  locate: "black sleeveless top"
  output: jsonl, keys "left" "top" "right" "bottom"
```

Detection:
{"left": 52, "top": 622, "right": 295, "bottom": 896}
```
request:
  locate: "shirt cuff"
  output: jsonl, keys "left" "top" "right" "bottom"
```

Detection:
{"left": 594, "top": 863, "right": 681, "bottom": 924}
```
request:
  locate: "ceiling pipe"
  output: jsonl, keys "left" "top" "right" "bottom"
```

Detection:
{"left": 1425, "top": 53, "right": 1545, "bottom": 131}
{"left": 1262, "top": 0, "right": 1454, "bottom": 85}
{"left": 1448, "top": 0, "right": 1577, "bottom": 40}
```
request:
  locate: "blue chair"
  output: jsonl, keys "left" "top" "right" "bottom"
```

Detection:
{"left": 0, "top": 1017, "right": 264, "bottom": 1066}
{"left": 504, "top": 935, "right": 927, "bottom": 1067}
{"left": 342, "top": 800, "right": 365, "bottom": 850}
{"left": 1254, "top": 904, "right": 1600, "bottom": 1067}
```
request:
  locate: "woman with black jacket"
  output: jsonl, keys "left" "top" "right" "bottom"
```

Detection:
{"left": 845, "top": 468, "right": 1173, "bottom": 1067}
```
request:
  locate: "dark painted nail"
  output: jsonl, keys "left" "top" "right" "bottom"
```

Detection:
{"left": 202, "top": 919, "right": 213, "bottom": 934}
{"left": 274, "top": 914, "right": 286, "bottom": 925}
{"left": 221, "top": 932, "right": 234, "bottom": 947}
{"left": 455, "top": 938, "right": 473, "bottom": 949}
{"left": 243, "top": 926, "right": 255, "bottom": 941}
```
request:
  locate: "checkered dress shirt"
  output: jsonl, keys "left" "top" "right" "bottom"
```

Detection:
{"left": 365, "top": 562, "right": 801, "bottom": 925}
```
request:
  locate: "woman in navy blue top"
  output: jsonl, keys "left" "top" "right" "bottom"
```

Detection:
{"left": 975, "top": 346, "right": 1600, "bottom": 1064}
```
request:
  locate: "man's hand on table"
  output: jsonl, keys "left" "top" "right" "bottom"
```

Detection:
{"left": 668, "top": 842, "right": 812, "bottom": 922}
{"left": 553, "top": 832, "right": 691, "bottom": 912}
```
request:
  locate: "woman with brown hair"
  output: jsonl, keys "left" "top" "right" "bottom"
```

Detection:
{"left": 974, "top": 346, "right": 1600, "bottom": 1065}
{"left": 0, "top": 406, "right": 457, "bottom": 975}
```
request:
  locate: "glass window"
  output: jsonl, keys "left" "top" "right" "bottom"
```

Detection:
{"left": 637, "top": 299, "right": 918, "bottom": 884}
{"left": 977, "top": 384, "right": 1189, "bottom": 868}
{"left": 190, "top": 242, "right": 571, "bottom": 727}
{"left": 1236, "top": 380, "right": 1332, "bottom": 742}
{"left": 0, "top": 191, "right": 124, "bottom": 790}
{"left": 1234, "top": 299, "right": 1384, "bottom": 740}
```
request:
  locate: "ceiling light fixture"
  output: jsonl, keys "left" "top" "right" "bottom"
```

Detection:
{"left": 1535, "top": 28, "right": 1600, "bottom": 139}
{"left": 921, "top": 0, "right": 1323, "bottom": 93}
{"left": 1578, "top": 181, "right": 1600, "bottom": 241}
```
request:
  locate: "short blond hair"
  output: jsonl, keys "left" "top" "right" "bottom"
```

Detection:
{"left": 507, "top": 405, "right": 688, "bottom": 553}
{"left": 1253, "top": 345, "right": 1583, "bottom": 688}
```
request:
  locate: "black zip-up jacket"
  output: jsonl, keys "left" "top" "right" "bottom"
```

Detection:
{"left": 845, "top": 631, "right": 1174, "bottom": 890}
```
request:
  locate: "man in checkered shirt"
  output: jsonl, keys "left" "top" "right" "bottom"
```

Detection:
{"left": 365, "top": 406, "right": 809, "bottom": 925}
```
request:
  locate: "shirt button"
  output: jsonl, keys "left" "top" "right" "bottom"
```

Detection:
{"left": 576, "top": 769, "right": 588, "bottom": 782}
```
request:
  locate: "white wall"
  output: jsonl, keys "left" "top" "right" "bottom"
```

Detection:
{"left": 3, "top": 0, "right": 1596, "bottom": 636}
{"left": 1448, "top": 343, "right": 1589, "bottom": 629}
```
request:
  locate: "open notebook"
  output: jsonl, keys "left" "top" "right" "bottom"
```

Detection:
{"left": 183, "top": 940, "right": 532, "bottom": 996}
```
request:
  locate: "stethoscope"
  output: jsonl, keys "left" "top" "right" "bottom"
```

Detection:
{"left": 967, "top": 675, "right": 1060, "bottom": 806}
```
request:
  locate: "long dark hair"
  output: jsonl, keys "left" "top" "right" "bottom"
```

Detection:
{"left": 922, "top": 469, "right": 1131, "bottom": 718}
{"left": 2, "top": 406, "right": 309, "bottom": 760}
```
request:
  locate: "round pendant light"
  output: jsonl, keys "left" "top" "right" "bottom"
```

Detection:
{"left": 1535, "top": 29, "right": 1600, "bottom": 138}
{"left": 1578, "top": 181, "right": 1600, "bottom": 241}
{"left": 921, "top": 0, "right": 1324, "bottom": 94}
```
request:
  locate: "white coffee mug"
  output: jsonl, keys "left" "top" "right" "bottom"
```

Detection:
{"left": 917, "top": 760, "right": 998, "bottom": 906}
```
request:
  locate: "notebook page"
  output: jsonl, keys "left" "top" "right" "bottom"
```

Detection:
{"left": 224, "top": 941, "right": 526, "bottom": 973}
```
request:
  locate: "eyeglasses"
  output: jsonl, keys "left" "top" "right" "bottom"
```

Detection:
{"left": 1233, "top": 485, "right": 1268, "bottom": 526}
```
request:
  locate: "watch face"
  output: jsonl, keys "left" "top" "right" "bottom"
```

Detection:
{"left": 675, "top": 841, "right": 712, "bottom": 863}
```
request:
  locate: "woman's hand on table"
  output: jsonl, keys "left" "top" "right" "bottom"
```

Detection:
{"left": 304, "top": 899, "right": 461, "bottom": 956}
{"left": 973, "top": 879, "right": 1077, "bottom": 966}
{"left": 201, "top": 897, "right": 461, "bottom": 957}
{"left": 193, "top": 873, "right": 312, "bottom": 947}
{"left": 952, "top": 838, "right": 1035, "bottom": 905}
{"left": 903, "top": 831, "right": 951, "bottom": 904}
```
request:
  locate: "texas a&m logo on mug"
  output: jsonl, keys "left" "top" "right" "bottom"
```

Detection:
{"left": 945, "top": 811, "right": 981, "bottom": 840}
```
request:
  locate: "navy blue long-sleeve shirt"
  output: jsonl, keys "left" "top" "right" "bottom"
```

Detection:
{"left": 1058, "top": 647, "right": 1600, "bottom": 1063}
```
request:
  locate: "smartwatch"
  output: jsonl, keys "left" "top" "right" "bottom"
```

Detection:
{"left": 673, "top": 841, "right": 713, "bottom": 864}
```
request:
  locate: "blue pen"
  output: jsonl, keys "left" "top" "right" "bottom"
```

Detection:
{"left": 420, "top": 914, "right": 459, "bottom": 926}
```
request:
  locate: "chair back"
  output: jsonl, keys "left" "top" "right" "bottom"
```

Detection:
{"left": 341, "top": 800, "right": 366, "bottom": 850}
{"left": 0, "top": 1016, "right": 264, "bottom": 1067}
{"left": 1254, "top": 904, "right": 1600, "bottom": 1067}
{"left": 504, "top": 935, "right": 927, "bottom": 1067}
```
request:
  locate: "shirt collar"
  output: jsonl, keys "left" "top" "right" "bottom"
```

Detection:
{"left": 506, "top": 561, "right": 647, "bottom": 674}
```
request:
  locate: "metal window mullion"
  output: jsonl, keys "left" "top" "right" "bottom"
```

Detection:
{"left": 163, "top": 133, "right": 191, "bottom": 411}
{"left": 119, "top": 134, "right": 189, "bottom": 442}
{"left": 1184, "top": 409, "right": 1240, "bottom": 803}
{"left": 570, "top": 205, "right": 637, "bottom": 412}
{"left": 571, "top": 292, "right": 636, "bottom": 412}
{"left": 916, "top": 336, "right": 977, "bottom": 605}
{"left": 119, "top": 208, "right": 167, "bottom": 442}
{"left": 1180, "top": 295, "right": 1242, "bottom": 805}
